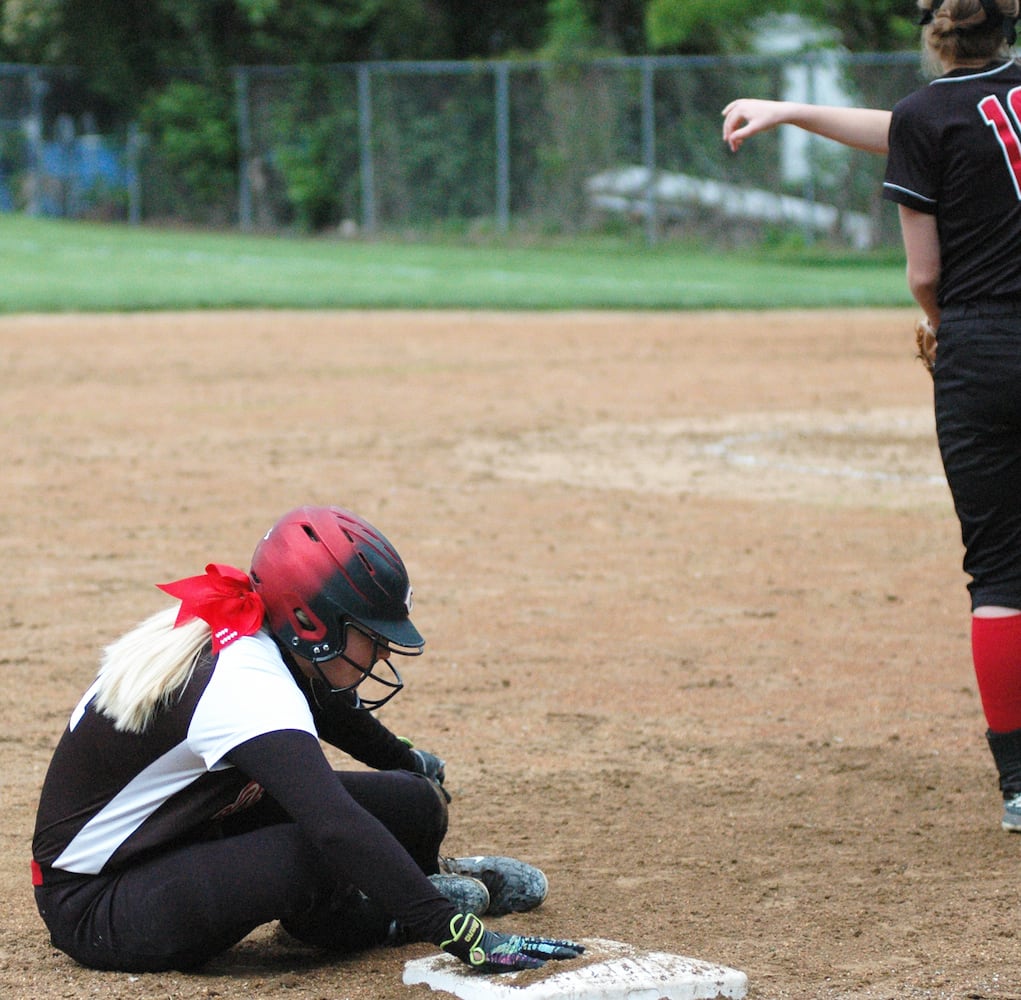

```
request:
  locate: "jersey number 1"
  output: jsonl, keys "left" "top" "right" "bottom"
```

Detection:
{"left": 979, "top": 89, "right": 1021, "bottom": 200}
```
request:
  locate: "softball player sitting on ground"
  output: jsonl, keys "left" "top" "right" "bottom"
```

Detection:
{"left": 722, "top": 0, "right": 1021, "bottom": 833}
{"left": 31, "top": 504, "right": 584, "bottom": 974}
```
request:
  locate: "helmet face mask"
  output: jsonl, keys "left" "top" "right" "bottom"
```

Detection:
{"left": 250, "top": 506, "right": 424, "bottom": 709}
{"left": 307, "top": 618, "right": 417, "bottom": 711}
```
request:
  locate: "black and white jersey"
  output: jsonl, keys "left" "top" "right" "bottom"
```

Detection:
{"left": 32, "top": 631, "right": 317, "bottom": 875}
{"left": 884, "top": 59, "right": 1021, "bottom": 306}
{"left": 32, "top": 629, "right": 455, "bottom": 945}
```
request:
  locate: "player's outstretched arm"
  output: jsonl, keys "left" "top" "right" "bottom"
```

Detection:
{"left": 721, "top": 99, "right": 892, "bottom": 155}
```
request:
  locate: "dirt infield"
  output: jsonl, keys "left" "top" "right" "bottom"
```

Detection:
{"left": 1, "top": 309, "right": 1015, "bottom": 1000}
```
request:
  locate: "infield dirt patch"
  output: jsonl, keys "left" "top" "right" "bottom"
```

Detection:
{"left": 1, "top": 309, "right": 1012, "bottom": 1000}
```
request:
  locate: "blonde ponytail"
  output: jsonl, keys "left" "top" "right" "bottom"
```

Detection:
{"left": 91, "top": 607, "right": 211, "bottom": 733}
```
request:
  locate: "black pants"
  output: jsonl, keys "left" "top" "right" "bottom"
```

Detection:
{"left": 935, "top": 303, "right": 1021, "bottom": 610}
{"left": 34, "top": 770, "right": 447, "bottom": 972}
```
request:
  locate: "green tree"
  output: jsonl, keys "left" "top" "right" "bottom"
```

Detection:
{"left": 1, "top": 1, "right": 227, "bottom": 112}
{"left": 785, "top": 0, "right": 919, "bottom": 50}
{"left": 233, "top": 0, "right": 451, "bottom": 63}
{"left": 645, "top": 0, "right": 919, "bottom": 53}
{"left": 542, "top": 0, "right": 599, "bottom": 58}
{"left": 1, "top": 0, "right": 650, "bottom": 108}
{"left": 138, "top": 80, "right": 236, "bottom": 224}
{"left": 645, "top": 0, "right": 750, "bottom": 53}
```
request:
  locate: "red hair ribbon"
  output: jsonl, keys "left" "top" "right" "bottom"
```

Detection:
{"left": 157, "top": 563, "right": 266, "bottom": 653}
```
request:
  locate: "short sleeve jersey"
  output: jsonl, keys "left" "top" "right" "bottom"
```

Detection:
{"left": 883, "top": 59, "right": 1021, "bottom": 306}
{"left": 32, "top": 630, "right": 317, "bottom": 875}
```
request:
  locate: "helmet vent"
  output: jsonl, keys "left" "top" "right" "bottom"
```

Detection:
{"left": 302, "top": 525, "right": 322, "bottom": 543}
{"left": 357, "top": 552, "right": 374, "bottom": 574}
{"left": 294, "top": 608, "right": 315, "bottom": 630}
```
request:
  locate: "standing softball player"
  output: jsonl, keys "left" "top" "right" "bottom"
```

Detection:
{"left": 31, "top": 504, "right": 584, "bottom": 975}
{"left": 722, "top": 0, "right": 1021, "bottom": 832}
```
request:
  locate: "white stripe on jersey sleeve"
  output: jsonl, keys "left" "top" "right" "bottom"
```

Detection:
{"left": 883, "top": 181, "right": 936, "bottom": 204}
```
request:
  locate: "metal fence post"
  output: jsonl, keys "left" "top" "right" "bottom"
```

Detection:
{"left": 494, "top": 61, "right": 510, "bottom": 234}
{"left": 126, "top": 121, "right": 142, "bottom": 224}
{"left": 802, "top": 52, "right": 817, "bottom": 245}
{"left": 25, "top": 70, "right": 47, "bottom": 217}
{"left": 357, "top": 63, "right": 376, "bottom": 235}
{"left": 640, "top": 57, "right": 657, "bottom": 246}
{"left": 234, "top": 67, "right": 253, "bottom": 231}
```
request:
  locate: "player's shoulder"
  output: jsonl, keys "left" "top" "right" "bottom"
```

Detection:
{"left": 889, "top": 83, "right": 942, "bottom": 140}
{"left": 189, "top": 629, "right": 315, "bottom": 760}
{"left": 206, "top": 630, "right": 299, "bottom": 698}
{"left": 990, "top": 58, "right": 1021, "bottom": 90}
{"left": 216, "top": 628, "right": 285, "bottom": 667}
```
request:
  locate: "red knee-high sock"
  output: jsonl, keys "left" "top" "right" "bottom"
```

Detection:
{"left": 972, "top": 614, "right": 1021, "bottom": 733}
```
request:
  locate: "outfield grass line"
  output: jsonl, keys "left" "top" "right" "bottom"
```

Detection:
{"left": 0, "top": 215, "right": 915, "bottom": 312}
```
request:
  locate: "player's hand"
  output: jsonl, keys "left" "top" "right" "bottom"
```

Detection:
{"left": 441, "top": 912, "right": 585, "bottom": 973}
{"left": 408, "top": 747, "right": 451, "bottom": 802}
{"left": 721, "top": 98, "right": 790, "bottom": 152}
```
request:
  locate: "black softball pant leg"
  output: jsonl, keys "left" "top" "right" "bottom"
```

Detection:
{"left": 35, "top": 770, "right": 448, "bottom": 972}
{"left": 935, "top": 306, "right": 1021, "bottom": 609}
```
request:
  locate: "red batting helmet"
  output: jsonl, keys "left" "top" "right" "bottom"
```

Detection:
{"left": 249, "top": 505, "right": 424, "bottom": 665}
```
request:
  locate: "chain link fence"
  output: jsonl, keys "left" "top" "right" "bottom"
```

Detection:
{"left": 0, "top": 52, "right": 924, "bottom": 248}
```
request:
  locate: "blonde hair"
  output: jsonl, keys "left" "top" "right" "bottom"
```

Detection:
{"left": 920, "top": 0, "right": 1019, "bottom": 69}
{"left": 91, "top": 607, "right": 212, "bottom": 734}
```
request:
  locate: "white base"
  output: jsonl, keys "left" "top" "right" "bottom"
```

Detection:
{"left": 402, "top": 938, "right": 748, "bottom": 1000}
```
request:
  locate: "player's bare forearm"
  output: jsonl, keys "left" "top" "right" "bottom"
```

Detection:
{"left": 722, "top": 99, "right": 891, "bottom": 155}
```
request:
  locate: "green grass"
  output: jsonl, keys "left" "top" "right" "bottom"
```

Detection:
{"left": 0, "top": 215, "right": 913, "bottom": 313}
